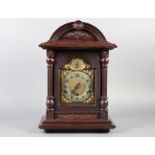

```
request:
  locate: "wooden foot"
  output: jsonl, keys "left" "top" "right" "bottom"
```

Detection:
{"left": 39, "top": 116, "right": 115, "bottom": 133}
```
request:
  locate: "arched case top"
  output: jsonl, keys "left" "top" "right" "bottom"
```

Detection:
{"left": 50, "top": 20, "right": 106, "bottom": 41}
{"left": 39, "top": 20, "right": 117, "bottom": 50}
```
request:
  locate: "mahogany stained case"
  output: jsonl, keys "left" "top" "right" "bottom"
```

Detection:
{"left": 39, "top": 20, "right": 117, "bottom": 132}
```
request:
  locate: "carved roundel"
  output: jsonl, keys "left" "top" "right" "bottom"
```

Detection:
{"left": 73, "top": 20, "right": 84, "bottom": 30}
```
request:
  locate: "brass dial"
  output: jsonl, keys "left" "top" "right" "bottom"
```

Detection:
{"left": 62, "top": 71, "right": 93, "bottom": 102}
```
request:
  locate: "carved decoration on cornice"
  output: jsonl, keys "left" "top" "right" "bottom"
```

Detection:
{"left": 62, "top": 30, "right": 94, "bottom": 41}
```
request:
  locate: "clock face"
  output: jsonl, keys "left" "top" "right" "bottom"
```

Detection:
{"left": 62, "top": 71, "right": 93, "bottom": 102}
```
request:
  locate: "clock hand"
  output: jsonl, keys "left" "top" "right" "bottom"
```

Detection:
{"left": 71, "top": 82, "right": 80, "bottom": 95}
{"left": 74, "top": 82, "right": 80, "bottom": 90}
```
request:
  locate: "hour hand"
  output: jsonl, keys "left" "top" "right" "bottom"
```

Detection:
{"left": 74, "top": 82, "right": 80, "bottom": 90}
{"left": 71, "top": 82, "right": 80, "bottom": 95}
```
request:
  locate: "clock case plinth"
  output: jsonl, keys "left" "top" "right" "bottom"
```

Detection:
{"left": 39, "top": 21, "right": 117, "bottom": 132}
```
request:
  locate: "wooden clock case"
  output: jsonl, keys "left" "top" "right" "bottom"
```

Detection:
{"left": 39, "top": 20, "right": 117, "bottom": 132}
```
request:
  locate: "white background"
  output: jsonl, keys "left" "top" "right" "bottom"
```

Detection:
{"left": 0, "top": 0, "right": 155, "bottom": 154}
{"left": 0, "top": 18, "right": 155, "bottom": 136}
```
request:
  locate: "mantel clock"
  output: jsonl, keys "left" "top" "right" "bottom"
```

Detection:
{"left": 39, "top": 20, "right": 117, "bottom": 132}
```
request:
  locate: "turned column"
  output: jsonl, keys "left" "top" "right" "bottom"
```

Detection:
{"left": 100, "top": 50, "right": 109, "bottom": 120}
{"left": 46, "top": 50, "right": 55, "bottom": 119}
